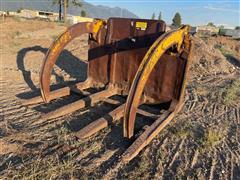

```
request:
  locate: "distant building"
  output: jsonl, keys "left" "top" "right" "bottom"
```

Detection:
{"left": 219, "top": 29, "right": 240, "bottom": 39}
{"left": 3, "top": 9, "right": 94, "bottom": 24}
{"left": 67, "top": 15, "right": 93, "bottom": 24}
{"left": 190, "top": 26, "right": 197, "bottom": 35}
{"left": 196, "top": 25, "right": 219, "bottom": 35}
{"left": 37, "top": 11, "right": 59, "bottom": 21}
{"left": 17, "top": 9, "right": 39, "bottom": 18}
{"left": 8, "top": 11, "right": 18, "bottom": 16}
{"left": 165, "top": 25, "right": 197, "bottom": 35}
{"left": 0, "top": 11, "right": 6, "bottom": 16}
{"left": 16, "top": 9, "right": 59, "bottom": 21}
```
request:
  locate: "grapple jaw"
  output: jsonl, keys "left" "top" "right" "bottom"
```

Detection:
{"left": 123, "top": 25, "right": 191, "bottom": 138}
{"left": 40, "top": 20, "right": 106, "bottom": 103}
{"left": 23, "top": 18, "right": 193, "bottom": 162}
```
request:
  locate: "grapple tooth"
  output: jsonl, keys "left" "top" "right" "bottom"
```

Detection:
{"left": 41, "top": 88, "right": 118, "bottom": 120}
{"left": 102, "top": 98, "right": 121, "bottom": 105}
{"left": 22, "top": 81, "right": 91, "bottom": 106}
{"left": 22, "top": 87, "right": 70, "bottom": 106}
{"left": 122, "top": 111, "right": 171, "bottom": 162}
{"left": 137, "top": 109, "right": 159, "bottom": 119}
{"left": 122, "top": 102, "right": 184, "bottom": 162}
{"left": 76, "top": 103, "right": 125, "bottom": 139}
{"left": 75, "top": 104, "right": 160, "bottom": 139}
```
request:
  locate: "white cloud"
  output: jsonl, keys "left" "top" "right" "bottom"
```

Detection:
{"left": 204, "top": 5, "right": 240, "bottom": 14}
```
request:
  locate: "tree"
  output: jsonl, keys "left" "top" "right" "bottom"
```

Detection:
{"left": 151, "top": 13, "right": 155, "bottom": 20}
{"left": 81, "top": 10, "right": 86, "bottom": 17}
{"left": 158, "top": 12, "right": 162, "bottom": 20}
{"left": 172, "top": 12, "right": 181, "bottom": 27}
{"left": 51, "top": 0, "right": 62, "bottom": 21}
{"left": 235, "top": 26, "right": 240, "bottom": 30}
{"left": 64, "top": 0, "right": 82, "bottom": 22}
{"left": 51, "top": 0, "right": 82, "bottom": 22}
{"left": 64, "top": 0, "right": 67, "bottom": 22}
{"left": 207, "top": 22, "right": 215, "bottom": 27}
{"left": 17, "top": 8, "right": 23, "bottom": 13}
{"left": 218, "top": 25, "right": 224, "bottom": 29}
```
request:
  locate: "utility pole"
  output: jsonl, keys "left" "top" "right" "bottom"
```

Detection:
{"left": 59, "top": 0, "right": 62, "bottom": 21}
{"left": 64, "top": 0, "right": 67, "bottom": 23}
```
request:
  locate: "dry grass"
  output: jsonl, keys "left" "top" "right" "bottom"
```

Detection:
{"left": 195, "top": 85, "right": 209, "bottom": 96}
{"left": 10, "top": 157, "right": 78, "bottom": 179}
{"left": 123, "top": 155, "right": 151, "bottom": 178}
{"left": 214, "top": 44, "right": 235, "bottom": 57}
{"left": 12, "top": 30, "right": 22, "bottom": 38}
{"left": 199, "top": 128, "right": 225, "bottom": 153}
{"left": 51, "top": 34, "right": 58, "bottom": 41}
{"left": 214, "top": 44, "right": 227, "bottom": 54}
{"left": 222, "top": 79, "right": 240, "bottom": 106}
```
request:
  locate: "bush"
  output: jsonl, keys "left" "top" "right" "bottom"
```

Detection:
{"left": 222, "top": 79, "right": 240, "bottom": 106}
{"left": 81, "top": 10, "right": 86, "bottom": 17}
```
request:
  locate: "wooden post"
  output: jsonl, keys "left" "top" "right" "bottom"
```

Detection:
{"left": 64, "top": 0, "right": 67, "bottom": 23}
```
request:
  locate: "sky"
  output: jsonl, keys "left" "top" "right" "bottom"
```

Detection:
{"left": 86, "top": 0, "right": 240, "bottom": 28}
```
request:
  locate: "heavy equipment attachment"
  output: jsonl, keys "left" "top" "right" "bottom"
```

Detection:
{"left": 23, "top": 18, "right": 193, "bottom": 162}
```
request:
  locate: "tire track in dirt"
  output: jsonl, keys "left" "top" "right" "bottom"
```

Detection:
{"left": 212, "top": 103, "right": 218, "bottom": 116}
{"left": 190, "top": 149, "right": 199, "bottom": 169}
{"left": 164, "top": 94, "right": 239, "bottom": 179}
{"left": 223, "top": 140, "right": 240, "bottom": 161}
{"left": 167, "top": 138, "right": 186, "bottom": 169}
{"left": 159, "top": 139, "right": 184, "bottom": 178}
{"left": 235, "top": 108, "right": 240, "bottom": 124}
{"left": 208, "top": 149, "right": 217, "bottom": 180}
{"left": 230, "top": 152, "right": 235, "bottom": 180}
{"left": 152, "top": 137, "right": 169, "bottom": 178}
{"left": 217, "top": 147, "right": 228, "bottom": 179}
{"left": 2, "top": 107, "right": 27, "bottom": 117}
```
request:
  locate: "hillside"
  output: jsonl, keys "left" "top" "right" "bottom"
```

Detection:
{"left": 0, "top": 0, "right": 139, "bottom": 19}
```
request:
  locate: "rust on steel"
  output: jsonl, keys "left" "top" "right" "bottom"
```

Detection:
{"left": 122, "top": 102, "right": 185, "bottom": 161}
{"left": 40, "top": 20, "right": 105, "bottom": 103}
{"left": 42, "top": 88, "right": 117, "bottom": 120}
{"left": 76, "top": 103, "right": 126, "bottom": 139}
{"left": 123, "top": 26, "right": 191, "bottom": 138}
{"left": 75, "top": 102, "right": 157, "bottom": 139}
{"left": 75, "top": 103, "right": 161, "bottom": 139}
{"left": 22, "top": 81, "right": 91, "bottom": 105}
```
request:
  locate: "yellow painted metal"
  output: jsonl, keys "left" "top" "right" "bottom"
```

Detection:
{"left": 51, "top": 31, "right": 72, "bottom": 55}
{"left": 87, "top": 19, "right": 106, "bottom": 34}
{"left": 123, "top": 25, "right": 190, "bottom": 138}
{"left": 93, "top": 20, "right": 106, "bottom": 34}
{"left": 136, "top": 21, "right": 147, "bottom": 30}
{"left": 50, "top": 19, "right": 105, "bottom": 60}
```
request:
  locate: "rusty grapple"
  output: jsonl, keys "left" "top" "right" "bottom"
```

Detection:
{"left": 24, "top": 18, "right": 193, "bottom": 161}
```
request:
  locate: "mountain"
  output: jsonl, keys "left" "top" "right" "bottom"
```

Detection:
{"left": 0, "top": 0, "right": 139, "bottom": 19}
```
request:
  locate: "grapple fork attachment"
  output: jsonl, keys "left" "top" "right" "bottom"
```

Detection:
{"left": 23, "top": 18, "right": 192, "bottom": 162}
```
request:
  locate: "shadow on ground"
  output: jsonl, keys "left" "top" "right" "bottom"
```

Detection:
{"left": 16, "top": 45, "right": 87, "bottom": 100}
{"left": 225, "top": 54, "right": 240, "bottom": 68}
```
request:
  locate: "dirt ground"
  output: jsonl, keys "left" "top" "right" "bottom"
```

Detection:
{"left": 0, "top": 17, "right": 240, "bottom": 179}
